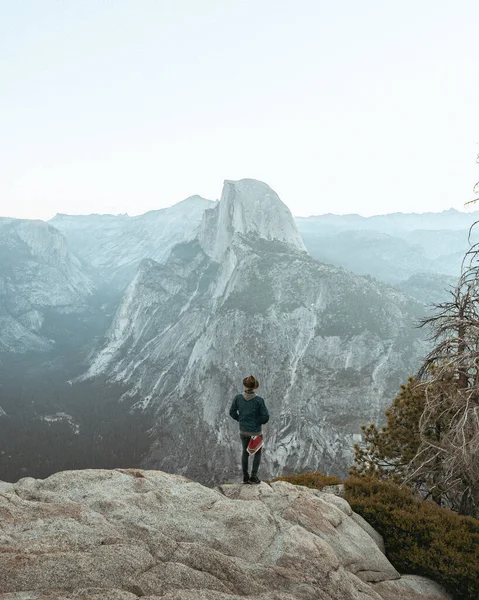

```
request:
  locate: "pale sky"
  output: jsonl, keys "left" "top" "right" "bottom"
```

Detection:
{"left": 1, "top": 0, "right": 478, "bottom": 220}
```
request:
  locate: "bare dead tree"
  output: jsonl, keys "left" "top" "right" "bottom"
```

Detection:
{"left": 407, "top": 159, "right": 479, "bottom": 516}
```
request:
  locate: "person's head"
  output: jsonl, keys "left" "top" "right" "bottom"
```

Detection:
{"left": 243, "top": 375, "right": 259, "bottom": 391}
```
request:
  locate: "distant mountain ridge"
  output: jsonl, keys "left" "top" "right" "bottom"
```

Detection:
{"left": 50, "top": 195, "right": 216, "bottom": 289}
{"left": 297, "top": 207, "right": 479, "bottom": 233}
{"left": 50, "top": 203, "right": 479, "bottom": 290}
{"left": 297, "top": 208, "right": 479, "bottom": 290}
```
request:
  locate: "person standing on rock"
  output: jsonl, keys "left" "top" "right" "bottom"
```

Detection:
{"left": 229, "top": 375, "right": 270, "bottom": 484}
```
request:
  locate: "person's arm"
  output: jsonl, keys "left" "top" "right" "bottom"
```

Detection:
{"left": 229, "top": 396, "right": 239, "bottom": 421}
{"left": 259, "top": 398, "right": 270, "bottom": 424}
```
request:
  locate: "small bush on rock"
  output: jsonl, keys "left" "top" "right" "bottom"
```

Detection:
{"left": 271, "top": 471, "right": 342, "bottom": 489}
{"left": 344, "top": 476, "right": 479, "bottom": 600}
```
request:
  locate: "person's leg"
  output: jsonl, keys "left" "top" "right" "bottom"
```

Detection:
{"left": 240, "top": 435, "right": 250, "bottom": 481}
{"left": 251, "top": 447, "right": 262, "bottom": 478}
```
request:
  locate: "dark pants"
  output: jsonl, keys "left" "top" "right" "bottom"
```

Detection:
{"left": 240, "top": 435, "right": 262, "bottom": 478}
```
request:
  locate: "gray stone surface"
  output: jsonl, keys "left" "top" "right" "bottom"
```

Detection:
{"left": 373, "top": 574, "right": 452, "bottom": 600}
{"left": 220, "top": 481, "right": 395, "bottom": 582}
{"left": 350, "top": 512, "right": 386, "bottom": 554}
{"left": 0, "top": 469, "right": 449, "bottom": 600}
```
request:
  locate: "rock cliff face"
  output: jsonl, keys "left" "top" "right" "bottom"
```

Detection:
{"left": 84, "top": 179, "right": 426, "bottom": 483}
{"left": 0, "top": 218, "right": 93, "bottom": 353}
{"left": 198, "top": 179, "right": 306, "bottom": 260}
{"left": 0, "top": 468, "right": 451, "bottom": 600}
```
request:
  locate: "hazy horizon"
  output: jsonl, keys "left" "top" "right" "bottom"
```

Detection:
{"left": 2, "top": 191, "right": 479, "bottom": 222}
{"left": 1, "top": 1, "right": 478, "bottom": 221}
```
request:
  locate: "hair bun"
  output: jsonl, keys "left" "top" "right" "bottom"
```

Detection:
{"left": 243, "top": 375, "right": 259, "bottom": 390}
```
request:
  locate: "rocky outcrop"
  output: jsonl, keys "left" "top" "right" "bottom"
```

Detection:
{"left": 198, "top": 179, "right": 306, "bottom": 261}
{"left": 0, "top": 469, "right": 451, "bottom": 600}
{"left": 373, "top": 575, "right": 453, "bottom": 600}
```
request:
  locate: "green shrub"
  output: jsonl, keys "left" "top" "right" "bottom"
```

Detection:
{"left": 271, "top": 471, "right": 342, "bottom": 489}
{"left": 344, "top": 477, "right": 479, "bottom": 600}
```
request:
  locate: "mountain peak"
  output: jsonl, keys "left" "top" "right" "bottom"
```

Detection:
{"left": 141, "top": 195, "right": 215, "bottom": 219}
{"left": 199, "top": 178, "right": 306, "bottom": 260}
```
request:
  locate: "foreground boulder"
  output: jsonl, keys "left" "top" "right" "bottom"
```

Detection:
{"left": 0, "top": 469, "right": 451, "bottom": 600}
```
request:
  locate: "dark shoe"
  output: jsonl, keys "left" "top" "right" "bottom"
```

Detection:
{"left": 243, "top": 476, "right": 251, "bottom": 484}
{"left": 249, "top": 476, "right": 261, "bottom": 484}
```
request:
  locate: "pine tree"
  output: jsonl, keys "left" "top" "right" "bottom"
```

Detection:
{"left": 351, "top": 371, "right": 457, "bottom": 505}
{"left": 351, "top": 377, "right": 424, "bottom": 481}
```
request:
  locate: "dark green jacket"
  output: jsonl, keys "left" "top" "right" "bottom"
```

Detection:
{"left": 229, "top": 393, "right": 269, "bottom": 434}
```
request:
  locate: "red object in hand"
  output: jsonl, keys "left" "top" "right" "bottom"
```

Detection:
{"left": 247, "top": 435, "right": 263, "bottom": 455}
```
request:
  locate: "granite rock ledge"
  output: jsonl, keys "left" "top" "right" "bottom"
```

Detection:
{"left": 0, "top": 469, "right": 451, "bottom": 600}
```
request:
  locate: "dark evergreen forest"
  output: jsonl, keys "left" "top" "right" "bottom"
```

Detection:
{"left": 0, "top": 308, "right": 152, "bottom": 482}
